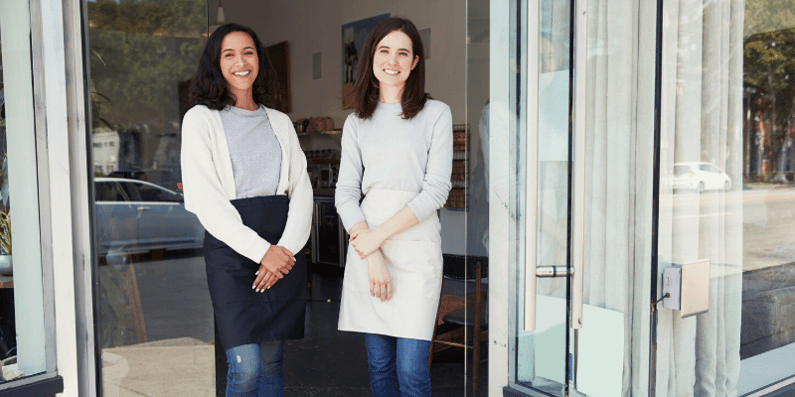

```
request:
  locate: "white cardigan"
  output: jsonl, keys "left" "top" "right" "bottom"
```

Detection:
{"left": 180, "top": 104, "right": 312, "bottom": 263}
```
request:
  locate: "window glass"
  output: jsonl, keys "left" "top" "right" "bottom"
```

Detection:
{"left": 656, "top": 0, "right": 795, "bottom": 393}
{"left": 86, "top": 0, "right": 210, "bottom": 394}
{"left": 735, "top": 0, "right": 795, "bottom": 390}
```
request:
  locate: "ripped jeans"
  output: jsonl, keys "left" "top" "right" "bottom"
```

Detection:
{"left": 225, "top": 340, "right": 285, "bottom": 397}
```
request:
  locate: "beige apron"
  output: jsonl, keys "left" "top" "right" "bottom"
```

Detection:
{"left": 338, "top": 189, "right": 443, "bottom": 341}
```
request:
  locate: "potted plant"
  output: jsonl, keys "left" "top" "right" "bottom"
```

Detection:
{"left": 0, "top": 86, "right": 10, "bottom": 276}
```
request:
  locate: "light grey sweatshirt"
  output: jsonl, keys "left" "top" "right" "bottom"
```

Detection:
{"left": 335, "top": 99, "right": 453, "bottom": 231}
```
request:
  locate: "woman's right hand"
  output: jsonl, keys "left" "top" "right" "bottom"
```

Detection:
{"left": 252, "top": 268, "right": 278, "bottom": 292}
{"left": 258, "top": 245, "right": 295, "bottom": 280}
{"left": 367, "top": 250, "right": 393, "bottom": 302}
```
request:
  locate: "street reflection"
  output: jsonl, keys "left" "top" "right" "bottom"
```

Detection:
{"left": 662, "top": 185, "right": 795, "bottom": 273}
{"left": 662, "top": 184, "right": 795, "bottom": 361}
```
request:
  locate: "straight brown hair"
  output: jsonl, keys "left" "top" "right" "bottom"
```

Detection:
{"left": 351, "top": 17, "right": 429, "bottom": 120}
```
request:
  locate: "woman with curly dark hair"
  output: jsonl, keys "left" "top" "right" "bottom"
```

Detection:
{"left": 180, "top": 23, "right": 311, "bottom": 397}
{"left": 335, "top": 17, "right": 452, "bottom": 396}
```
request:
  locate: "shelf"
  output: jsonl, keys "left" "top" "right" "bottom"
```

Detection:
{"left": 296, "top": 129, "right": 343, "bottom": 136}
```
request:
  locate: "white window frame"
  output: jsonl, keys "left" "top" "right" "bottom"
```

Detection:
{"left": 0, "top": 0, "right": 95, "bottom": 394}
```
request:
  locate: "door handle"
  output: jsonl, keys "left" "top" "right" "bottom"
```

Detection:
{"left": 137, "top": 206, "right": 151, "bottom": 211}
{"left": 524, "top": 1, "right": 540, "bottom": 332}
{"left": 570, "top": 0, "right": 588, "bottom": 330}
{"left": 524, "top": 0, "right": 586, "bottom": 332}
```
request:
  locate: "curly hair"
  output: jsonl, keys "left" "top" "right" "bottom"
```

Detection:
{"left": 189, "top": 23, "right": 283, "bottom": 110}
{"left": 351, "top": 17, "right": 429, "bottom": 120}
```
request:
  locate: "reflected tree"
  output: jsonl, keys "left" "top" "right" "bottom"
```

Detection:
{"left": 744, "top": 0, "right": 795, "bottom": 181}
{"left": 86, "top": 0, "right": 206, "bottom": 173}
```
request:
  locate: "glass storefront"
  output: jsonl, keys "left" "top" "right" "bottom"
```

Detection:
{"left": 498, "top": 0, "right": 795, "bottom": 395}
{"left": 74, "top": 0, "right": 795, "bottom": 395}
{"left": 86, "top": 1, "right": 480, "bottom": 395}
{"left": 86, "top": 0, "right": 213, "bottom": 395}
{"left": 654, "top": 0, "right": 795, "bottom": 393}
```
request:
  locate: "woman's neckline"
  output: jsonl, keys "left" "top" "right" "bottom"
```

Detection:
{"left": 225, "top": 104, "right": 265, "bottom": 115}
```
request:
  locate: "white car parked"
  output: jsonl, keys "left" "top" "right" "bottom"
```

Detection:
{"left": 666, "top": 162, "right": 732, "bottom": 193}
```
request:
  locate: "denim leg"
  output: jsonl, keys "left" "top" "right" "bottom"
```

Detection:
{"left": 395, "top": 338, "right": 432, "bottom": 397}
{"left": 225, "top": 344, "right": 260, "bottom": 397}
{"left": 364, "top": 333, "right": 400, "bottom": 397}
{"left": 257, "top": 340, "right": 285, "bottom": 397}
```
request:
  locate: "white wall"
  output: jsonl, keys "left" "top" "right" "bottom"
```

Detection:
{"left": 219, "top": 0, "right": 469, "bottom": 254}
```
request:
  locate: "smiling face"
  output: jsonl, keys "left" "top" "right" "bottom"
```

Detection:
{"left": 372, "top": 30, "right": 419, "bottom": 97}
{"left": 219, "top": 31, "right": 259, "bottom": 104}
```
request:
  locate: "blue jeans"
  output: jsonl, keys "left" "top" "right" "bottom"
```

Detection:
{"left": 225, "top": 340, "right": 285, "bottom": 397}
{"left": 364, "top": 333, "right": 432, "bottom": 397}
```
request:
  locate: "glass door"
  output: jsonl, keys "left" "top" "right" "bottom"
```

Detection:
{"left": 502, "top": 0, "right": 658, "bottom": 393}
{"left": 512, "top": 0, "right": 574, "bottom": 392}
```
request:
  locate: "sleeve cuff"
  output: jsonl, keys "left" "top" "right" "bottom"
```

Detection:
{"left": 338, "top": 206, "right": 367, "bottom": 232}
{"left": 406, "top": 199, "right": 430, "bottom": 223}
{"left": 243, "top": 239, "right": 272, "bottom": 265}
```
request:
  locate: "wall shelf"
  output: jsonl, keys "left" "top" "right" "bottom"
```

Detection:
{"left": 445, "top": 124, "right": 469, "bottom": 210}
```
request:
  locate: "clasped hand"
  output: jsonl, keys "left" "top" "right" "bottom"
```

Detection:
{"left": 349, "top": 228, "right": 385, "bottom": 259}
{"left": 367, "top": 249, "right": 393, "bottom": 302}
{"left": 252, "top": 245, "right": 295, "bottom": 292}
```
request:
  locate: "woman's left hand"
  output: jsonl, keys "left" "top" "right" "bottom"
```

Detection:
{"left": 350, "top": 228, "right": 385, "bottom": 259}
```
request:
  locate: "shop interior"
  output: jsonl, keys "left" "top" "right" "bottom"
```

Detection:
{"left": 4, "top": 0, "right": 795, "bottom": 394}
{"left": 55, "top": 0, "right": 492, "bottom": 395}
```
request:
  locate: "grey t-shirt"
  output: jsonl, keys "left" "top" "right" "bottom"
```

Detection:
{"left": 220, "top": 105, "right": 282, "bottom": 198}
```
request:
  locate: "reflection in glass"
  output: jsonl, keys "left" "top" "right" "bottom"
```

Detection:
{"left": 87, "top": 0, "right": 211, "bottom": 394}
{"left": 466, "top": 1, "right": 491, "bottom": 395}
{"left": 657, "top": 0, "right": 795, "bottom": 394}
{"left": 735, "top": 0, "right": 795, "bottom": 392}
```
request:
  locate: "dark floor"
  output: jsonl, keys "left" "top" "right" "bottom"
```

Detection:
{"left": 281, "top": 264, "right": 489, "bottom": 397}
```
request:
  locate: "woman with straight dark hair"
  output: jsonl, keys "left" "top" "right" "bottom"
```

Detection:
{"left": 181, "top": 23, "right": 312, "bottom": 397}
{"left": 335, "top": 17, "right": 453, "bottom": 396}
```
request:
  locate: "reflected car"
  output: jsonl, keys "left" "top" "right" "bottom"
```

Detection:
{"left": 94, "top": 177, "right": 204, "bottom": 256}
{"left": 665, "top": 162, "right": 731, "bottom": 192}
{"left": 107, "top": 168, "right": 180, "bottom": 191}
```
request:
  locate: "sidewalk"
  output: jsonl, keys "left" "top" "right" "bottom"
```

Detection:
{"left": 103, "top": 337, "right": 214, "bottom": 397}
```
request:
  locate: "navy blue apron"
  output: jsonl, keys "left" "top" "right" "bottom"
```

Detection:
{"left": 202, "top": 195, "right": 307, "bottom": 351}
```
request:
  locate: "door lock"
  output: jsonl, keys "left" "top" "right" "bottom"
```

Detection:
{"left": 661, "top": 259, "right": 710, "bottom": 318}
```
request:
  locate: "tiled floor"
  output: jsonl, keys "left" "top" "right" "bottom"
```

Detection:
{"left": 280, "top": 264, "right": 489, "bottom": 397}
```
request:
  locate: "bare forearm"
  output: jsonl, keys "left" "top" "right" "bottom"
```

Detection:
{"left": 349, "top": 221, "right": 370, "bottom": 234}
{"left": 373, "top": 206, "right": 419, "bottom": 242}
{"left": 348, "top": 207, "right": 419, "bottom": 260}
